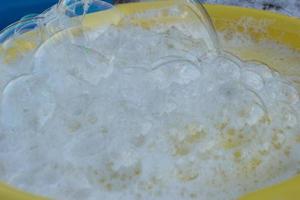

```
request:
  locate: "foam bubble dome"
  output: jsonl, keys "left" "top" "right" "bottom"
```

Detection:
{"left": 0, "top": 1, "right": 299, "bottom": 200}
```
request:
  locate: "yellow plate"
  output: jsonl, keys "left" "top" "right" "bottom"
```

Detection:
{"left": 0, "top": 2, "right": 300, "bottom": 200}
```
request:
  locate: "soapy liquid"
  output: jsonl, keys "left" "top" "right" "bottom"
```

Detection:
{"left": 0, "top": 1, "right": 299, "bottom": 200}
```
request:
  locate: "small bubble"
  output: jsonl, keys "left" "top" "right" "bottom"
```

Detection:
{"left": 241, "top": 70, "right": 264, "bottom": 90}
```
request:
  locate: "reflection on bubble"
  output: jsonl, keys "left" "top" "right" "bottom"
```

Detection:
{"left": 14, "top": 18, "right": 41, "bottom": 35}
{"left": 0, "top": 23, "right": 19, "bottom": 44}
{"left": 61, "top": 0, "right": 113, "bottom": 17}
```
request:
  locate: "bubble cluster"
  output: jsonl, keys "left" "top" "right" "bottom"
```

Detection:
{"left": 0, "top": 1, "right": 299, "bottom": 200}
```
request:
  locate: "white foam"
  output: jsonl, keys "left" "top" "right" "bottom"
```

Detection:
{"left": 1, "top": 75, "right": 56, "bottom": 131}
{"left": 0, "top": 3, "right": 300, "bottom": 200}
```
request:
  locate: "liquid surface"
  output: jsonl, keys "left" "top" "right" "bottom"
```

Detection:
{"left": 0, "top": 1, "right": 300, "bottom": 200}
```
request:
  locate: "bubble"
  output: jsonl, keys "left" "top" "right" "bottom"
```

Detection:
{"left": 1, "top": 75, "right": 56, "bottom": 131}
{"left": 0, "top": 23, "right": 18, "bottom": 44}
{"left": 266, "top": 80, "right": 300, "bottom": 104}
{"left": 207, "top": 54, "right": 241, "bottom": 81}
{"left": 245, "top": 61, "right": 274, "bottom": 80}
{"left": 241, "top": 70, "right": 264, "bottom": 91}
{"left": 150, "top": 56, "right": 201, "bottom": 88}
{"left": 279, "top": 104, "right": 298, "bottom": 128}
{"left": 115, "top": 0, "right": 220, "bottom": 68}
{"left": 42, "top": 0, "right": 112, "bottom": 37}
{"left": 280, "top": 82, "right": 300, "bottom": 105}
{"left": 0, "top": 16, "right": 44, "bottom": 45}
{"left": 245, "top": 103, "right": 265, "bottom": 126}
{"left": 216, "top": 81, "right": 268, "bottom": 129}
{"left": 34, "top": 29, "right": 113, "bottom": 85}
{"left": 60, "top": 0, "right": 113, "bottom": 17}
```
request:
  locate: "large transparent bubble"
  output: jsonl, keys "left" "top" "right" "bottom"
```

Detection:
{"left": 31, "top": 0, "right": 220, "bottom": 74}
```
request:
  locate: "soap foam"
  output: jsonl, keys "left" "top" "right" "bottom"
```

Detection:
{"left": 0, "top": 1, "right": 300, "bottom": 200}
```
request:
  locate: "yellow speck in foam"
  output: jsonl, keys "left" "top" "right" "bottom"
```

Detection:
{"left": 68, "top": 121, "right": 81, "bottom": 133}
{"left": 105, "top": 183, "right": 112, "bottom": 191}
{"left": 284, "top": 146, "right": 291, "bottom": 157}
{"left": 176, "top": 169, "right": 199, "bottom": 182}
{"left": 174, "top": 143, "right": 190, "bottom": 156}
{"left": 296, "top": 134, "right": 300, "bottom": 143}
{"left": 233, "top": 150, "right": 242, "bottom": 162}
{"left": 221, "top": 129, "right": 248, "bottom": 149}
{"left": 272, "top": 131, "right": 285, "bottom": 150}
{"left": 185, "top": 125, "right": 206, "bottom": 143}
{"left": 227, "top": 128, "right": 236, "bottom": 136}
{"left": 259, "top": 115, "right": 272, "bottom": 124}
{"left": 250, "top": 158, "right": 262, "bottom": 171}
{"left": 216, "top": 121, "right": 229, "bottom": 131}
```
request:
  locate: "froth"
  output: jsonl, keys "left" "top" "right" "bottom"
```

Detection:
{"left": 0, "top": 1, "right": 300, "bottom": 200}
